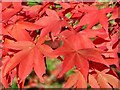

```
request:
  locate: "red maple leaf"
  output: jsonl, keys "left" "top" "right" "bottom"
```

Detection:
{"left": 3, "top": 37, "right": 53, "bottom": 83}
{"left": 2, "top": 2, "right": 22, "bottom": 23}
{"left": 4, "top": 20, "right": 42, "bottom": 41}
{"left": 77, "top": 7, "right": 113, "bottom": 35}
{"left": 89, "top": 69, "right": 120, "bottom": 88}
{"left": 51, "top": 33, "right": 109, "bottom": 80}
{"left": 64, "top": 70, "right": 87, "bottom": 88}
{"left": 1, "top": 1, "right": 120, "bottom": 89}
{"left": 35, "top": 9, "right": 68, "bottom": 38}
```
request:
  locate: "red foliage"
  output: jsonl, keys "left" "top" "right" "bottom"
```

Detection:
{"left": 1, "top": 1, "right": 120, "bottom": 89}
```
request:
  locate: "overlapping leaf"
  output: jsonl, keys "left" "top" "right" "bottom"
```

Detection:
{"left": 51, "top": 33, "right": 109, "bottom": 80}
{"left": 35, "top": 9, "right": 68, "bottom": 38}
{"left": 3, "top": 38, "right": 52, "bottom": 83}
{"left": 77, "top": 7, "right": 113, "bottom": 35}
{"left": 2, "top": 2, "right": 22, "bottom": 22}
{"left": 64, "top": 70, "right": 87, "bottom": 88}
{"left": 1, "top": 1, "right": 120, "bottom": 89}
{"left": 89, "top": 69, "right": 120, "bottom": 89}
{"left": 4, "top": 20, "right": 42, "bottom": 41}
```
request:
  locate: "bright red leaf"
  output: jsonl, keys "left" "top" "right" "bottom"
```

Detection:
{"left": 1, "top": 1, "right": 120, "bottom": 89}
{"left": 77, "top": 7, "right": 113, "bottom": 35}
{"left": 3, "top": 38, "right": 53, "bottom": 83}
{"left": 4, "top": 20, "right": 42, "bottom": 41}
{"left": 35, "top": 9, "right": 68, "bottom": 38}
{"left": 51, "top": 33, "right": 109, "bottom": 80}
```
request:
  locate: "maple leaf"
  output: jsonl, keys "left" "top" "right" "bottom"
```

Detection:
{"left": 1, "top": 56, "right": 17, "bottom": 88}
{"left": 4, "top": 20, "right": 42, "bottom": 41}
{"left": 89, "top": 69, "right": 120, "bottom": 89}
{"left": 3, "top": 37, "right": 53, "bottom": 83}
{"left": 35, "top": 9, "right": 68, "bottom": 38}
{"left": 2, "top": 2, "right": 22, "bottom": 23}
{"left": 1, "top": 1, "right": 120, "bottom": 89}
{"left": 23, "top": 5, "right": 42, "bottom": 18}
{"left": 77, "top": 7, "right": 113, "bottom": 35}
{"left": 78, "top": 28, "right": 108, "bottom": 39}
{"left": 64, "top": 70, "right": 87, "bottom": 88}
{"left": 51, "top": 33, "right": 109, "bottom": 80}
{"left": 93, "top": 33, "right": 119, "bottom": 67}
